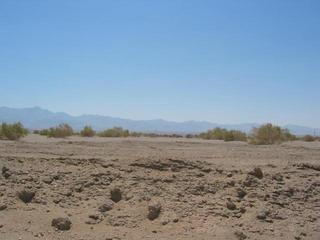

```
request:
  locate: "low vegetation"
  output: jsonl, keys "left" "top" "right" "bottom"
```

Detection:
{"left": 199, "top": 128, "right": 247, "bottom": 142}
{"left": 80, "top": 126, "right": 95, "bottom": 137}
{"left": 0, "top": 122, "right": 28, "bottom": 140}
{"left": 9, "top": 122, "right": 320, "bottom": 145}
{"left": 98, "top": 127, "right": 130, "bottom": 137}
{"left": 301, "top": 135, "right": 317, "bottom": 142}
{"left": 249, "top": 123, "right": 296, "bottom": 145}
{"left": 39, "top": 123, "right": 74, "bottom": 138}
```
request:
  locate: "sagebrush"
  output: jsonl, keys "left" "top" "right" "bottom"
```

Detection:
{"left": 39, "top": 123, "right": 74, "bottom": 138}
{"left": 249, "top": 123, "right": 296, "bottom": 144}
{"left": 80, "top": 126, "right": 96, "bottom": 137}
{"left": 98, "top": 127, "right": 129, "bottom": 137}
{"left": 0, "top": 122, "right": 28, "bottom": 140}
{"left": 199, "top": 128, "right": 247, "bottom": 142}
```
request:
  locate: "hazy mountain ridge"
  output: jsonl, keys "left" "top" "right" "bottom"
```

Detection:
{"left": 0, "top": 107, "right": 318, "bottom": 135}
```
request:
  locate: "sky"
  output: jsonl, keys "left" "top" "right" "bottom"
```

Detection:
{"left": 0, "top": 0, "right": 319, "bottom": 127}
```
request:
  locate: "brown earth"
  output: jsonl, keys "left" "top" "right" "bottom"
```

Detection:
{"left": 0, "top": 134, "right": 319, "bottom": 240}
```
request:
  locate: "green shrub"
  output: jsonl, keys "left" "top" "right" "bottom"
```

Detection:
{"left": 0, "top": 122, "right": 28, "bottom": 140}
{"left": 98, "top": 127, "right": 130, "bottom": 137}
{"left": 199, "top": 128, "right": 247, "bottom": 142}
{"left": 249, "top": 123, "right": 296, "bottom": 145}
{"left": 80, "top": 126, "right": 95, "bottom": 137}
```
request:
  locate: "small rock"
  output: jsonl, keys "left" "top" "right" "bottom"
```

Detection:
{"left": 51, "top": 217, "right": 72, "bottom": 231}
{"left": 243, "top": 174, "right": 259, "bottom": 187}
{"left": 0, "top": 204, "right": 7, "bottom": 211}
{"left": 42, "top": 177, "right": 53, "bottom": 184}
{"left": 148, "top": 202, "right": 162, "bottom": 220}
{"left": 227, "top": 172, "right": 233, "bottom": 177}
{"left": 161, "top": 220, "right": 170, "bottom": 225}
{"left": 239, "top": 207, "right": 246, "bottom": 213}
{"left": 237, "top": 188, "right": 247, "bottom": 198}
{"left": 110, "top": 188, "right": 122, "bottom": 203}
{"left": 257, "top": 210, "right": 269, "bottom": 220}
{"left": 85, "top": 213, "right": 103, "bottom": 224}
{"left": 272, "top": 174, "right": 283, "bottom": 182}
{"left": 249, "top": 167, "right": 263, "bottom": 179}
{"left": 74, "top": 184, "right": 83, "bottom": 193}
{"left": 226, "top": 201, "right": 237, "bottom": 210}
{"left": 2, "top": 166, "right": 9, "bottom": 173}
{"left": 17, "top": 189, "right": 35, "bottom": 203}
{"left": 234, "top": 230, "right": 247, "bottom": 240}
{"left": 2, "top": 167, "right": 11, "bottom": 179}
{"left": 227, "top": 180, "right": 235, "bottom": 186}
{"left": 98, "top": 200, "right": 114, "bottom": 212}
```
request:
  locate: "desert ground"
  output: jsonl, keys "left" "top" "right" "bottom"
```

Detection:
{"left": 0, "top": 134, "right": 319, "bottom": 240}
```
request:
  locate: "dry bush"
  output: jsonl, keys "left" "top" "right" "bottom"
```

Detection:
{"left": 98, "top": 127, "right": 129, "bottom": 137}
{"left": 39, "top": 129, "right": 50, "bottom": 136}
{"left": 80, "top": 126, "right": 95, "bottom": 137}
{"left": 0, "top": 122, "right": 28, "bottom": 140}
{"left": 249, "top": 123, "right": 296, "bottom": 145}
{"left": 224, "top": 130, "right": 247, "bottom": 142}
{"left": 39, "top": 124, "right": 74, "bottom": 138}
{"left": 199, "top": 128, "right": 247, "bottom": 142}
{"left": 301, "top": 135, "right": 316, "bottom": 142}
{"left": 130, "top": 131, "right": 143, "bottom": 137}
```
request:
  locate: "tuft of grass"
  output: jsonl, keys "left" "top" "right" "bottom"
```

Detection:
{"left": 0, "top": 122, "right": 28, "bottom": 140}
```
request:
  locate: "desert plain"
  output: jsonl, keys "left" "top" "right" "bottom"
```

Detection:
{"left": 0, "top": 135, "right": 319, "bottom": 239}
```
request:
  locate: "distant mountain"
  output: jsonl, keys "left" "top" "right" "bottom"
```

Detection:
{"left": 0, "top": 106, "right": 318, "bottom": 135}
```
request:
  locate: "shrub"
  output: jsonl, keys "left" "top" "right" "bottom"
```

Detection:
{"left": 249, "top": 123, "right": 296, "bottom": 145}
{"left": 98, "top": 127, "right": 130, "bottom": 137}
{"left": 39, "top": 124, "right": 74, "bottom": 138}
{"left": 224, "top": 130, "right": 247, "bottom": 142}
{"left": 200, "top": 128, "right": 226, "bottom": 140}
{"left": 301, "top": 135, "right": 316, "bottom": 142}
{"left": 130, "top": 131, "right": 143, "bottom": 137}
{"left": 0, "top": 122, "right": 28, "bottom": 140}
{"left": 185, "top": 134, "right": 196, "bottom": 138}
{"left": 80, "top": 125, "right": 95, "bottom": 137}
{"left": 199, "top": 128, "right": 247, "bottom": 142}
{"left": 39, "top": 129, "right": 50, "bottom": 136}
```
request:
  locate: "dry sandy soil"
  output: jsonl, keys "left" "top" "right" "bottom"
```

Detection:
{"left": 0, "top": 135, "right": 319, "bottom": 240}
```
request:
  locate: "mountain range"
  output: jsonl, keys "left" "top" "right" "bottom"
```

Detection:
{"left": 0, "top": 106, "right": 318, "bottom": 135}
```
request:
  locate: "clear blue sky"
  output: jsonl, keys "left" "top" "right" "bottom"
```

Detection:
{"left": 1, "top": 0, "right": 319, "bottom": 127}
